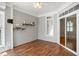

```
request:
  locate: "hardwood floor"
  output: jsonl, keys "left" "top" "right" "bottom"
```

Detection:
{"left": 0, "top": 40, "right": 76, "bottom": 56}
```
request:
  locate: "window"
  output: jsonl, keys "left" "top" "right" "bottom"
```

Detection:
{"left": 47, "top": 17, "right": 54, "bottom": 36}
{"left": 67, "top": 21, "right": 73, "bottom": 32}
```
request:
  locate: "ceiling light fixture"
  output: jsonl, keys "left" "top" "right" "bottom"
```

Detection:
{"left": 34, "top": 2, "right": 42, "bottom": 8}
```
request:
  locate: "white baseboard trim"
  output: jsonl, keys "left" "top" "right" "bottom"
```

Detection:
{"left": 58, "top": 43, "right": 77, "bottom": 56}
{"left": 37, "top": 39, "right": 57, "bottom": 43}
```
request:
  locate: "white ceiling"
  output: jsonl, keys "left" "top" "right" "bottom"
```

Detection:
{"left": 11, "top": 2, "right": 73, "bottom": 17}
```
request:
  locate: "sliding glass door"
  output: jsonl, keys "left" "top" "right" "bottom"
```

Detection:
{"left": 60, "top": 14, "right": 77, "bottom": 52}
{"left": 66, "top": 14, "right": 76, "bottom": 52}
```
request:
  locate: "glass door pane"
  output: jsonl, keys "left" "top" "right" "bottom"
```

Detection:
{"left": 66, "top": 14, "right": 76, "bottom": 52}
{"left": 60, "top": 18, "right": 65, "bottom": 46}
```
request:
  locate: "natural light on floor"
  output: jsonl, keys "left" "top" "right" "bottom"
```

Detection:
{"left": 0, "top": 52, "right": 8, "bottom": 56}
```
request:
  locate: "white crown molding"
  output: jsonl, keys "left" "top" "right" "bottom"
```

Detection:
{"left": 14, "top": 6, "right": 38, "bottom": 17}
{"left": 57, "top": 2, "right": 79, "bottom": 15}
{"left": 6, "top": 2, "right": 39, "bottom": 17}
{"left": 6, "top": 2, "right": 13, "bottom": 7}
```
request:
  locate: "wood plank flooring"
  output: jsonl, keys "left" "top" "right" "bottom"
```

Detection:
{"left": 0, "top": 40, "right": 76, "bottom": 56}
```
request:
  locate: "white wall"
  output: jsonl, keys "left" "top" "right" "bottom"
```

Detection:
{"left": 53, "top": 14, "right": 59, "bottom": 43}
{"left": 38, "top": 17, "right": 47, "bottom": 40}
{"left": 13, "top": 9, "right": 38, "bottom": 47}
{"left": 38, "top": 15, "right": 58, "bottom": 43}
{"left": 5, "top": 6, "right": 13, "bottom": 51}
{"left": 0, "top": 3, "right": 38, "bottom": 52}
{"left": 0, "top": 5, "right": 13, "bottom": 52}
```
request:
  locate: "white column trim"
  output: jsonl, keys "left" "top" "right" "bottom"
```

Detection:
{"left": 10, "top": 4, "right": 13, "bottom": 49}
